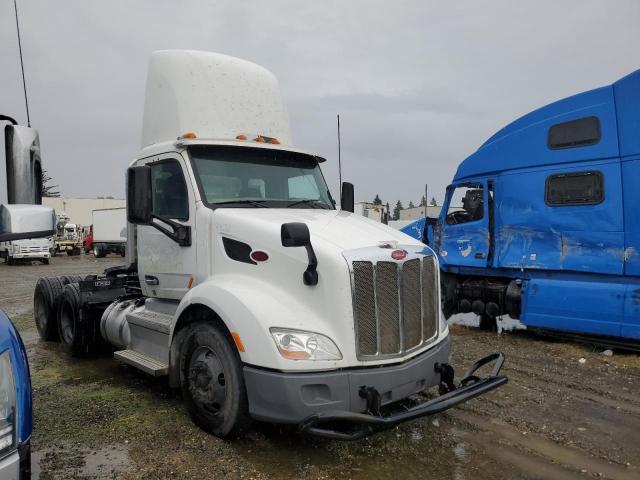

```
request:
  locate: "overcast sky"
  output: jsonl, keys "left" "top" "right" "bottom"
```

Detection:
{"left": 1, "top": 0, "right": 639, "bottom": 206}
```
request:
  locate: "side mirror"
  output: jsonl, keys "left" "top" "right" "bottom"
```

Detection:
{"left": 281, "top": 222, "right": 318, "bottom": 286}
{"left": 4, "top": 124, "right": 42, "bottom": 205}
{"left": 127, "top": 165, "right": 152, "bottom": 224}
{"left": 340, "top": 181, "right": 354, "bottom": 213}
{"left": 0, "top": 204, "right": 56, "bottom": 242}
{"left": 281, "top": 222, "right": 310, "bottom": 247}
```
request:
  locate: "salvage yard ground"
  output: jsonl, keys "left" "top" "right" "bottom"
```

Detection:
{"left": 1, "top": 255, "right": 639, "bottom": 479}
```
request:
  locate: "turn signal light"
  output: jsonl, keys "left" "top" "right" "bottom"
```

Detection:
{"left": 180, "top": 132, "right": 197, "bottom": 139}
{"left": 254, "top": 136, "right": 266, "bottom": 143}
{"left": 236, "top": 134, "right": 247, "bottom": 140}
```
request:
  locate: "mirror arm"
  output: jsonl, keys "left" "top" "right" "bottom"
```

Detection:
{"left": 303, "top": 244, "right": 318, "bottom": 286}
{"left": 150, "top": 214, "right": 191, "bottom": 246}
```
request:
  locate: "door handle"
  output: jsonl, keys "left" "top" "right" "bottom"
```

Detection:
{"left": 475, "top": 252, "right": 486, "bottom": 259}
{"left": 145, "top": 275, "right": 159, "bottom": 286}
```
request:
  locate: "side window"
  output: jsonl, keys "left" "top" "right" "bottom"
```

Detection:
{"left": 545, "top": 171, "right": 604, "bottom": 206}
{"left": 288, "top": 174, "right": 320, "bottom": 199}
{"left": 150, "top": 160, "right": 189, "bottom": 220}
{"left": 446, "top": 185, "right": 484, "bottom": 225}
{"left": 548, "top": 116, "right": 600, "bottom": 149}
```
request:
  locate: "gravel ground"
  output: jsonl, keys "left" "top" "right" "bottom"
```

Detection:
{"left": 1, "top": 255, "right": 639, "bottom": 479}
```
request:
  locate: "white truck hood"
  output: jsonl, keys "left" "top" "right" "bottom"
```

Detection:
{"left": 213, "top": 208, "right": 424, "bottom": 251}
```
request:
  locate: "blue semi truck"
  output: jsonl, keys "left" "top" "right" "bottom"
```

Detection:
{"left": 404, "top": 69, "right": 640, "bottom": 343}
{"left": 0, "top": 310, "right": 32, "bottom": 479}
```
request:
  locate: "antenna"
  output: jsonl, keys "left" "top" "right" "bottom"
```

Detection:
{"left": 14, "top": 0, "right": 31, "bottom": 127}
{"left": 337, "top": 114, "right": 342, "bottom": 195}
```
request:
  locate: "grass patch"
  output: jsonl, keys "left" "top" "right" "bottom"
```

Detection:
{"left": 10, "top": 311, "right": 35, "bottom": 335}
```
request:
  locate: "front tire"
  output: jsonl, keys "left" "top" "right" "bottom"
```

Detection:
{"left": 93, "top": 244, "right": 105, "bottom": 258}
{"left": 178, "top": 322, "right": 251, "bottom": 438}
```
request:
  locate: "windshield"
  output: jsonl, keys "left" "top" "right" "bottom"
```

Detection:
{"left": 189, "top": 146, "right": 334, "bottom": 209}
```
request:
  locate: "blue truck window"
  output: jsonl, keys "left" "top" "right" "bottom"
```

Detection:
{"left": 548, "top": 116, "right": 601, "bottom": 149}
{"left": 446, "top": 185, "right": 484, "bottom": 225}
{"left": 545, "top": 171, "right": 604, "bottom": 206}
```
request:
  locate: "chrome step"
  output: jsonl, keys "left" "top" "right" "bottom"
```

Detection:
{"left": 114, "top": 349, "right": 168, "bottom": 376}
{"left": 126, "top": 309, "right": 173, "bottom": 334}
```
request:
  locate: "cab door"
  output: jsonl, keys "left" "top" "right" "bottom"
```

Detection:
{"left": 137, "top": 154, "right": 197, "bottom": 300}
{"left": 436, "top": 182, "right": 490, "bottom": 269}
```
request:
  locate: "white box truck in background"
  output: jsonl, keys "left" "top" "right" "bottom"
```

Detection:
{"left": 92, "top": 207, "right": 126, "bottom": 257}
{"left": 32, "top": 51, "right": 507, "bottom": 440}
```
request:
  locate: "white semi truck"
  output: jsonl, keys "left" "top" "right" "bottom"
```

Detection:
{"left": 91, "top": 207, "right": 126, "bottom": 257}
{"left": 33, "top": 51, "right": 507, "bottom": 439}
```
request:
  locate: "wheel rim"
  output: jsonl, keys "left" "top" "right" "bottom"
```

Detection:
{"left": 188, "top": 346, "right": 227, "bottom": 415}
{"left": 59, "top": 302, "right": 75, "bottom": 344}
{"left": 34, "top": 294, "right": 48, "bottom": 331}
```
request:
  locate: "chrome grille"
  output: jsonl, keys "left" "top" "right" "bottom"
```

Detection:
{"left": 376, "top": 262, "right": 400, "bottom": 354}
{"left": 352, "top": 261, "right": 377, "bottom": 355}
{"left": 351, "top": 253, "right": 439, "bottom": 359}
{"left": 422, "top": 255, "right": 439, "bottom": 340}
{"left": 402, "top": 258, "right": 422, "bottom": 349}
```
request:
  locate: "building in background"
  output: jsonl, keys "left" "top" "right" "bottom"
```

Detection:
{"left": 354, "top": 202, "right": 389, "bottom": 223}
{"left": 399, "top": 205, "right": 442, "bottom": 221}
{"left": 43, "top": 197, "right": 125, "bottom": 227}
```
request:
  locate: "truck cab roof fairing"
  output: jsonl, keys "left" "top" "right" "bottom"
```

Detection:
{"left": 454, "top": 69, "right": 640, "bottom": 182}
{"left": 141, "top": 50, "right": 293, "bottom": 148}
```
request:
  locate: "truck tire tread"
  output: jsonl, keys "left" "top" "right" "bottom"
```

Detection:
{"left": 57, "top": 283, "right": 99, "bottom": 357}
{"left": 178, "top": 322, "right": 252, "bottom": 438}
{"left": 34, "top": 277, "right": 65, "bottom": 341}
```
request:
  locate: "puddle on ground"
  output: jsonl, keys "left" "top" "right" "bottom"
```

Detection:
{"left": 32, "top": 444, "right": 130, "bottom": 479}
{"left": 229, "top": 420, "right": 511, "bottom": 480}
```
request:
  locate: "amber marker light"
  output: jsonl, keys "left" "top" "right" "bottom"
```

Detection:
{"left": 276, "top": 345, "right": 311, "bottom": 360}
{"left": 231, "top": 332, "right": 246, "bottom": 352}
{"left": 236, "top": 134, "right": 247, "bottom": 140}
{"left": 181, "top": 132, "right": 197, "bottom": 139}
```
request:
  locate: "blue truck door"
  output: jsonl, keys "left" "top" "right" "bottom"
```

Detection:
{"left": 437, "top": 182, "right": 490, "bottom": 268}
{"left": 622, "top": 158, "right": 640, "bottom": 338}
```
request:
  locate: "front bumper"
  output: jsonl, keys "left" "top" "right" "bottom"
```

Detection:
{"left": 0, "top": 440, "right": 31, "bottom": 479}
{"left": 245, "top": 337, "right": 452, "bottom": 425}
{"left": 243, "top": 337, "right": 507, "bottom": 440}
{"left": 12, "top": 252, "right": 49, "bottom": 259}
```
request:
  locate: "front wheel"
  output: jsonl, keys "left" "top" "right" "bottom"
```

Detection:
{"left": 93, "top": 244, "right": 105, "bottom": 258}
{"left": 178, "top": 322, "right": 251, "bottom": 438}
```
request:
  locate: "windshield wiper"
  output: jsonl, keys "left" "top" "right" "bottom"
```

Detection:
{"left": 214, "top": 200, "right": 268, "bottom": 208}
{"left": 286, "top": 199, "right": 330, "bottom": 209}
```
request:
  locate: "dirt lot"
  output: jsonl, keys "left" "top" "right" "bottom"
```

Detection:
{"left": 1, "top": 255, "right": 639, "bottom": 479}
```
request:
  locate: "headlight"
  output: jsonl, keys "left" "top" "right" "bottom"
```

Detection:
{"left": 270, "top": 328, "right": 342, "bottom": 361}
{"left": 0, "top": 351, "right": 16, "bottom": 454}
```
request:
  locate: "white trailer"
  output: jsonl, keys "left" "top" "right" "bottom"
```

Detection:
{"left": 33, "top": 51, "right": 506, "bottom": 440}
{"left": 92, "top": 207, "right": 126, "bottom": 257}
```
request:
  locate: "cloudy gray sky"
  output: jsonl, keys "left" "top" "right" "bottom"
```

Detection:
{"left": 1, "top": 0, "right": 639, "bottom": 206}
